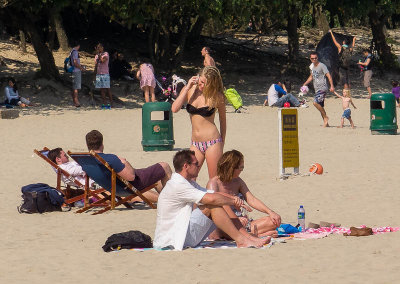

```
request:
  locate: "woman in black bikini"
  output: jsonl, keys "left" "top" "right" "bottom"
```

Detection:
{"left": 172, "top": 66, "right": 226, "bottom": 179}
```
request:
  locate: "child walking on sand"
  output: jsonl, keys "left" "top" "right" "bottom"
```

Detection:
{"left": 334, "top": 89, "right": 356, "bottom": 128}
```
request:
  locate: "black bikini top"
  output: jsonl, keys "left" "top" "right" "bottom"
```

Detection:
{"left": 186, "top": 104, "right": 216, "bottom": 117}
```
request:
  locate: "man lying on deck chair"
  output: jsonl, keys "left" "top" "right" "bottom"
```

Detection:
{"left": 85, "top": 130, "right": 172, "bottom": 203}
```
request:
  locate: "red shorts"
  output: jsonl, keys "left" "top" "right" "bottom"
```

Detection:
{"left": 130, "top": 163, "right": 165, "bottom": 191}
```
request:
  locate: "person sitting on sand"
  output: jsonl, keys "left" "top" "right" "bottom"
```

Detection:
{"left": 109, "top": 52, "right": 134, "bottom": 81}
{"left": 206, "top": 150, "right": 281, "bottom": 239}
{"left": 4, "top": 77, "right": 31, "bottom": 107}
{"left": 201, "top": 47, "right": 215, "bottom": 67}
{"left": 153, "top": 150, "right": 270, "bottom": 250}
{"left": 263, "top": 80, "right": 307, "bottom": 108}
{"left": 334, "top": 90, "right": 356, "bottom": 128}
{"left": 85, "top": 130, "right": 172, "bottom": 202}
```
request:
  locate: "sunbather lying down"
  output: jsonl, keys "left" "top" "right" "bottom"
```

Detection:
{"left": 207, "top": 150, "right": 281, "bottom": 240}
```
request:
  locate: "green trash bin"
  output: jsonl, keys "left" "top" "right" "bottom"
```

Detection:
{"left": 142, "top": 102, "right": 175, "bottom": 151}
{"left": 370, "top": 93, "right": 398, "bottom": 135}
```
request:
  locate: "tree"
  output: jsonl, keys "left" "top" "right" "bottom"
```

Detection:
{"left": 1, "top": 0, "right": 62, "bottom": 79}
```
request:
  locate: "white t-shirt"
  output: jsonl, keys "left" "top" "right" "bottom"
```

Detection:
{"left": 59, "top": 161, "right": 93, "bottom": 187}
{"left": 267, "top": 84, "right": 286, "bottom": 106}
{"left": 309, "top": 62, "right": 329, "bottom": 92}
{"left": 153, "top": 173, "right": 207, "bottom": 250}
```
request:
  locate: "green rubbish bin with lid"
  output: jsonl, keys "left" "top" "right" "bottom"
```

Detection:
{"left": 370, "top": 93, "right": 398, "bottom": 135}
{"left": 142, "top": 102, "right": 175, "bottom": 151}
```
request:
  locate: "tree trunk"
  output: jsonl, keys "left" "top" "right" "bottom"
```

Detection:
{"left": 48, "top": 20, "right": 56, "bottom": 51}
{"left": 368, "top": 10, "right": 394, "bottom": 67}
{"left": 188, "top": 16, "right": 204, "bottom": 41}
{"left": 173, "top": 19, "right": 190, "bottom": 68}
{"left": 23, "top": 16, "right": 60, "bottom": 80}
{"left": 314, "top": 4, "right": 330, "bottom": 34}
{"left": 19, "top": 30, "right": 26, "bottom": 53}
{"left": 52, "top": 10, "right": 69, "bottom": 51}
{"left": 287, "top": 2, "right": 299, "bottom": 63}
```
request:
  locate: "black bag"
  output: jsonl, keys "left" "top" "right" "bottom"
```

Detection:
{"left": 102, "top": 230, "right": 153, "bottom": 252}
{"left": 18, "top": 191, "right": 61, "bottom": 214}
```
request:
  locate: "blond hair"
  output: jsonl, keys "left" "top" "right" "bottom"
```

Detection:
{"left": 343, "top": 88, "right": 351, "bottom": 97}
{"left": 217, "top": 150, "right": 244, "bottom": 182}
{"left": 200, "top": 66, "right": 224, "bottom": 109}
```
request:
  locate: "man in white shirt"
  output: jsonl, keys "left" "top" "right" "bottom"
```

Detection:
{"left": 153, "top": 150, "right": 270, "bottom": 250}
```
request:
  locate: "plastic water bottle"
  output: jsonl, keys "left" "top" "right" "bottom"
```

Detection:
{"left": 298, "top": 205, "right": 305, "bottom": 232}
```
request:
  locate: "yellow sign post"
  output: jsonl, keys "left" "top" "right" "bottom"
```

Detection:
{"left": 278, "top": 108, "right": 299, "bottom": 178}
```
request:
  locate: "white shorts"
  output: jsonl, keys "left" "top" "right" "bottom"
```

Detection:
{"left": 183, "top": 208, "right": 216, "bottom": 248}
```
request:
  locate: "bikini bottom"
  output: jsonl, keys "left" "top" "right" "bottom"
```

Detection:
{"left": 191, "top": 137, "right": 223, "bottom": 153}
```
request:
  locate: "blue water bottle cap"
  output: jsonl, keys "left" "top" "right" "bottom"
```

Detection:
{"left": 300, "top": 205, "right": 303, "bottom": 208}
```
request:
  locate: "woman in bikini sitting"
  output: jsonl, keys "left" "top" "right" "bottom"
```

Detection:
{"left": 207, "top": 150, "right": 281, "bottom": 238}
{"left": 171, "top": 66, "right": 226, "bottom": 179}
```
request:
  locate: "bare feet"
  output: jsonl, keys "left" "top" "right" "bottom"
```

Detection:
{"left": 323, "top": 117, "right": 329, "bottom": 127}
{"left": 236, "top": 236, "right": 271, "bottom": 248}
{"left": 258, "top": 230, "right": 279, "bottom": 238}
{"left": 337, "top": 125, "right": 343, "bottom": 128}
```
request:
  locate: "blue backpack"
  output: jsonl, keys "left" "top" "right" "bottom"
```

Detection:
{"left": 64, "top": 50, "right": 75, "bottom": 73}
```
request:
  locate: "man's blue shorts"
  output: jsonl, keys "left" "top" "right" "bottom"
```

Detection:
{"left": 314, "top": 90, "right": 326, "bottom": 107}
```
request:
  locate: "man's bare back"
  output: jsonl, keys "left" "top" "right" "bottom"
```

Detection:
{"left": 204, "top": 54, "right": 215, "bottom": 67}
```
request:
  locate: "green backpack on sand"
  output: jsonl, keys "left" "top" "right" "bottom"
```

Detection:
{"left": 224, "top": 88, "right": 243, "bottom": 111}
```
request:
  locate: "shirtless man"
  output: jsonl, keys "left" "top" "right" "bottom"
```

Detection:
{"left": 334, "top": 90, "right": 357, "bottom": 128}
{"left": 302, "top": 51, "right": 335, "bottom": 127}
{"left": 207, "top": 150, "right": 281, "bottom": 239}
{"left": 201, "top": 47, "right": 215, "bottom": 67}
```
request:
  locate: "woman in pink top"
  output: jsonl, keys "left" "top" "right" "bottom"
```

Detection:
{"left": 94, "top": 43, "right": 113, "bottom": 107}
{"left": 136, "top": 63, "right": 156, "bottom": 102}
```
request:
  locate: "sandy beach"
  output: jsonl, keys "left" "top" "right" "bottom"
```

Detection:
{"left": 1, "top": 95, "right": 399, "bottom": 283}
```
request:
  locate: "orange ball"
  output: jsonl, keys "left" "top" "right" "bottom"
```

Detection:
{"left": 309, "top": 163, "right": 323, "bottom": 174}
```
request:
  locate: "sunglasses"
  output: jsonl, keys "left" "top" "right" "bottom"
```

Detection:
{"left": 310, "top": 57, "right": 318, "bottom": 60}
{"left": 189, "top": 161, "right": 199, "bottom": 167}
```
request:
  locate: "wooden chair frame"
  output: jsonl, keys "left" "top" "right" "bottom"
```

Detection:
{"left": 68, "top": 150, "right": 157, "bottom": 215}
{"left": 34, "top": 147, "right": 106, "bottom": 206}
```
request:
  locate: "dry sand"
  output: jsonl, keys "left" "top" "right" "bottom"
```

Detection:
{"left": 1, "top": 30, "right": 400, "bottom": 283}
{"left": 1, "top": 97, "right": 399, "bottom": 284}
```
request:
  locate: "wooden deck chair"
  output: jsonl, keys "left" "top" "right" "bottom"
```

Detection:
{"left": 34, "top": 147, "right": 106, "bottom": 206}
{"left": 68, "top": 151, "right": 157, "bottom": 215}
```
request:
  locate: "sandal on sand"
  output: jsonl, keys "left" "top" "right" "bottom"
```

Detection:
{"left": 343, "top": 227, "right": 373, "bottom": 237}
{"left": 320, "top": 221, "right": 341, "bottom": 227}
